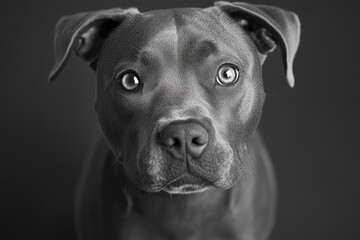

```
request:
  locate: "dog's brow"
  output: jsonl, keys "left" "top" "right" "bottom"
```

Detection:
{"left": 138, "top": 50, "right": 158, "bottom": 66}
{"left": 192, "top": 39, "right": 218, "bottom": 61}
{"left": 197, "top": 40, "right": 218, "bottom": 54}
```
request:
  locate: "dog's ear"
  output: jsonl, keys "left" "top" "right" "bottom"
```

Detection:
{"left": 213, "top": 1, "right": 301, "bottom": 87}
{"left": 48, "top": 8, "right": 139, "bottom": 82}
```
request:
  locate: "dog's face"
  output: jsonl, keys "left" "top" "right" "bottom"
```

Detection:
{"left": 49, "top": 2, "right": 300, "bottom": 194}
{"left": 96, "top": 9, "right": 265, "bottom": 193}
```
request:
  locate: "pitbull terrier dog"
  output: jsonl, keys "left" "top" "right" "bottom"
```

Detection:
{"left": 49, "top": 1, "right": 300, "bottom": 240}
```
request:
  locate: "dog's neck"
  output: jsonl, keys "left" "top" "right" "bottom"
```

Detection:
{"left": 102, "top": 157, "right": 254, "bottom": 237}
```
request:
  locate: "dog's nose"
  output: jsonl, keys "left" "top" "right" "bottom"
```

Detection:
{"left": 159, "top": 122, "right": 208, "bottom": 159}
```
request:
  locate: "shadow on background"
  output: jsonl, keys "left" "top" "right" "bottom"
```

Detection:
{"left": 1, "top": 0, "right": 359, "bottom": 239}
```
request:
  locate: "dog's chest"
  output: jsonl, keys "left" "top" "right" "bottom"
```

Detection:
{"left": 111, "top": 212, "right": 246, "bottom": 240}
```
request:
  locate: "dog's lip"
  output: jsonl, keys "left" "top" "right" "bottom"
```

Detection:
{"left": 163, "top": 184, "right": 209, "bottom": 195}
{"left": 161, "top": 173, "right": 210, "bottom": 194}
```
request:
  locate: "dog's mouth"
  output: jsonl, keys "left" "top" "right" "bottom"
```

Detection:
{"left": 162, "top": 173, "right": 210, "bottom": 194}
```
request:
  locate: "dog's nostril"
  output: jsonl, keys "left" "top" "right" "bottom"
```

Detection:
{"left": 162, "top": 137, "right": 180, "bottom": 147}
{"left": 171, "top": 138, "right": 181, "bottom": 147}
{"left": 192, "top": 137, "right": 206, "bottom": 146}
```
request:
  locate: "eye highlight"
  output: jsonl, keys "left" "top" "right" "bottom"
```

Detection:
{"left": 117, "top": 71, "right": 141, "bottom": 91}
{"left": 216, "top": 64, "right": 240, "bottom": 86}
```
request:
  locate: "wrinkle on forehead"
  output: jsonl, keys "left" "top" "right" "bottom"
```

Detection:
{"left": 138, "top": 16, "right": 178, "bottom": 67}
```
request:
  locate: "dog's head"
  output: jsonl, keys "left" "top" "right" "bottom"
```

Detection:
{"left": 49, "top": 2, "right": 300, "bottom": 194}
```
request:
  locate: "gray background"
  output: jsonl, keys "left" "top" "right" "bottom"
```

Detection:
{"left": 1, "top": 0, "right": 359, "bottom": 239}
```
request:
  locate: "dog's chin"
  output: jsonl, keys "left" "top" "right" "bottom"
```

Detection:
{"left": 163, "top": 184, "right": 209, "bottom": 195}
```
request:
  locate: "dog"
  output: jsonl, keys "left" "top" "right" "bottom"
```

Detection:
{"left": 49, "top": 2, "right": 300, "bottom": 239}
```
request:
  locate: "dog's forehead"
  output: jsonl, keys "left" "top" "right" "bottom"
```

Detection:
{"left": 99, "top": 8, "right": 255, "bottom": 80}
{"left": 142, "top": 8, "right": 221, "bottom": 35}
{"left": 141, "top": 8, "right": 251, "bottom": 59}
{"left": 109, "top": 9, "right": 249, "bottom": 59}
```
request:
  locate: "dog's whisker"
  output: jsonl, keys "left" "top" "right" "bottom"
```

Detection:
{"left": 131, "top": 45, "right": 142, "bottom": 52}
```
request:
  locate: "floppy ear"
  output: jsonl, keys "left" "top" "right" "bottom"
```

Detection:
{"left": 214, "top": 1, "right": 301, "bottom": 87}
{"left": 48, "top": 8, "right": 139, "bottom": 82}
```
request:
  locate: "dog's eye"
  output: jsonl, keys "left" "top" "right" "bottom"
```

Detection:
{"left": 216, "top": 64, "right": 240, "bottom": 86}
{"left": 118, "top": 71, "right": 141, "bottom": 91}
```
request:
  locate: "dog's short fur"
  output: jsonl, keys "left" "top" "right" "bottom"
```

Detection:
{"left": 49, "top": 2, "right": 300, "bottom": 240}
